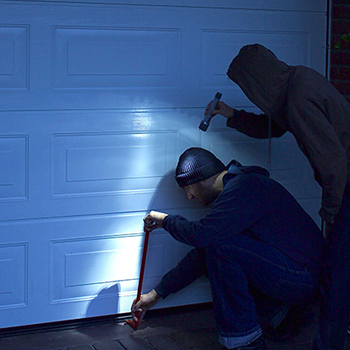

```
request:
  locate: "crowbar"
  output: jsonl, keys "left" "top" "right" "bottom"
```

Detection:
{"left": 125, "top": 229, "right": 150, "bottom": 329}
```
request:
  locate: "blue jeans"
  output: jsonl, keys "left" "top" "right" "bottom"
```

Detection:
{"left": 314, "top": 185, "right": 350, "bottom": 350}
{"left": 205, "top": 235, "right": 320, "bottom": 348}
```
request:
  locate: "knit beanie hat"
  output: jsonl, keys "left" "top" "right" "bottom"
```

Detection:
{"left": 175, "top": 147, "right": 226, "bottom": 187}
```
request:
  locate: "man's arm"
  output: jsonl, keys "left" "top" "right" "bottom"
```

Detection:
{"left": 131, "top": 247, "right": 207, "bottom": 324}
{"left": 227, "top": 109, "right": 287, "bottom": 139}
{"left": 204, "top": 100, "right": 286, "bottom": 138}
{"left": 154, "top": 247, "right": 207, "bottom": 298}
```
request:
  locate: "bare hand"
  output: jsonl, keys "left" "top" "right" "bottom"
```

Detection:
{"left": 131, "top": 289, "right": 161, "bottom": 324}
{"left": 204, "top": 100, "right": 234, "bottom": 119}
{"left": 143, "top": 211, "right": 168, "bottom": 232}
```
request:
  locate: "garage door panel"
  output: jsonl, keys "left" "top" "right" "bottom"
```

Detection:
{"left": 30, "top": 0, "right": 326, "bottom": 12}
{"left": 0, "top": 3, "right": 326, "bottom": 111}
{"left": 0, "top": 109, "right": 204, "bottom": 221}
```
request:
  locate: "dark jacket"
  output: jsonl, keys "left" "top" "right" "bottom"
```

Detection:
{"left": 156, "top": 163, "right": 325, "bottom": 298}
{"left": 226, "top": 44, "right": 350, "bottom": 224}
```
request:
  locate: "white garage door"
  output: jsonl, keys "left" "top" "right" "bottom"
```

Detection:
{"left": 0, "top": 0, "right": 327, "bottom": 328}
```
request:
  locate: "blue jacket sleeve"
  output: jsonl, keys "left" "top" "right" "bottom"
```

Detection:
{"left": 162, "top": 175, "right": 270, "bottom": 248}
{"left": 154, "top": 248, "right": 207, "bottom": 298}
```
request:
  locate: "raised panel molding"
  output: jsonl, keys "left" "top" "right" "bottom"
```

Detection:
{"left": 0, "top": 243, "right": 28, "bottom": 309}
{"left": 201, "top": 30, "right": 310, "bottom": 93}
{"left": 51, "top": 130, "right": 177, "bottom": 197}
{"left": 53, "top": 27, "right": 180, "bottom": 90}
{"left": 0, "top": 135, "right": 29, "bottom": 201}
{"left": 50, "top": 233, "right": 165, "bottom": 304}
{"left": 0, "top": 25, "right": 29, "bottom": 90}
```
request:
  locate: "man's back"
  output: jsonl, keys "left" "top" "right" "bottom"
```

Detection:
{"left": 210, "top": 166, "right": 325, "bottom": 275}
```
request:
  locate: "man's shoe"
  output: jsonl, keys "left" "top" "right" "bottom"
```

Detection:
{"left": 223, "top": 336, "right": 267, "bottom": 350}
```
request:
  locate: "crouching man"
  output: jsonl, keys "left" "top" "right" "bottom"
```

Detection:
{"left": 131, "top": 147, "right": 325, "bottom": 350}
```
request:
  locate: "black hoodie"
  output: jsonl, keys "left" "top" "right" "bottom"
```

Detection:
{"left": 226, "top": 44, "right": 350, "bottom": 224}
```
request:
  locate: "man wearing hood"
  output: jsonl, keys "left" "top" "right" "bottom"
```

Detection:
{"left": 205, "top": 43, "right": 350, "bottom": 350}
{"left": 131, "top": 147, "right": 325, "bottom": 350}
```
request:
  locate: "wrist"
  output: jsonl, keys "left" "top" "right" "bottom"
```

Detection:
{"left": 160, "top": 213, "right": 168, "bottom": 225}
{"left": 155, "top": 212, "right": 168, "bottom": 226}
{"left": 228, "top": 108, "right": 234, "bottom": 119}
{"left": 149, "top": 289, "right": 161, "bottom": 305}
{"left": 151, "top": 289, "right": 161, "bottom": 299}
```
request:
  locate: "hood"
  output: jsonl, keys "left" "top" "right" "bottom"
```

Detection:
{"left": 227, "top": 44, "right": 293, "bottom": 117}
{"left": 226, "top": 159, "right": 270, "bottom": 178}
